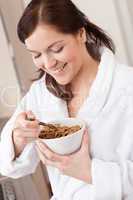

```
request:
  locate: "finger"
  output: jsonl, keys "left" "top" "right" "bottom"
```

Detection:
{"left": 16, "top": 112, "right": 27, "bottom": 124}
{"left": 26, "top": 110, "right": 36, "bottom": 121}
{"left": 36, "top": 141, "right": 63, "bottom": 162}
{"left": 16, "top": 111, "right": 39, "bottom": 129}
{"left": 36, "top": 146, "right": 60, "bottom": 168}
{"left": 23, "top": 129, "right": 40, "bottom": 138}
{"left": 21, "top": 118, "right": 39, "bottom": 129}
{"left": 80, "top": 129, "right": 89, "bottom": 152}
{"left": 14, "top": 127, "right": 40, "bottom": 139}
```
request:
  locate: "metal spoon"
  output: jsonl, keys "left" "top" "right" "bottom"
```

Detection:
{"left": 27, "top": 117, "right": 57, "bottom": 129}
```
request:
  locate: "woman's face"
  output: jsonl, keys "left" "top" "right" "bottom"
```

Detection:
{"left": 25, "top": 24, "right": 87, "bottom": 85}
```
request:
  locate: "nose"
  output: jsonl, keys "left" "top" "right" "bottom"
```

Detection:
{"left": 42, "top": 53, "right": 57, "bottom": 70}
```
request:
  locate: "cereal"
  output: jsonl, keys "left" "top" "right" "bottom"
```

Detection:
{"left": 39, "top": 124, "right": 81, "bottom": 139}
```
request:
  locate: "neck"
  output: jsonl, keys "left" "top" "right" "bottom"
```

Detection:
{"left": 70, "top": 53, "right": 99, "bottom": 98}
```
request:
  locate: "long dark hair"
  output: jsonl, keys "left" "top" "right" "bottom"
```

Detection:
{"left": 17, "top": 0, "right": 115, "bottom": 100}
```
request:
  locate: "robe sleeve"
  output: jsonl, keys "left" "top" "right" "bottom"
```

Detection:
{"left": 0, "top": 88, "right": 40, "bottom": 178}
{"left": 48, "top": 157, "right": 133, "bottom": 200}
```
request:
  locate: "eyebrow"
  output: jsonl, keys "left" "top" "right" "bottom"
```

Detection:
{"left": 27, "top": 40, "right": 64, "bottom": 53}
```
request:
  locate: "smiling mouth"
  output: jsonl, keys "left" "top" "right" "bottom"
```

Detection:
{"left": 51, "top": 63, "right": 67, "bottom": 74}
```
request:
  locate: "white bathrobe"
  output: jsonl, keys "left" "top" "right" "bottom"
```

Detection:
{"left": 0, "top": 48, "right": 133, "bottom": 200}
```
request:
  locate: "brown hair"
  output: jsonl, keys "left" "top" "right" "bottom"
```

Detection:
{"left": 17, "top": 0, "right": 115, "bottom": 100}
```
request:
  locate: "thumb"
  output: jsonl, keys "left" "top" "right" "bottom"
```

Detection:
{"left": 26, "top": 110, "right": 36, "bottom": 121}
{"left": 81, "top": 128, "right": 89, "bottom": 151}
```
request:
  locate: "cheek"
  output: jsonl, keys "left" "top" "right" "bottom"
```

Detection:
{"left": 33, "top": 58, "right": 43, "bottom": 69}
{"left": 61, "top": 48, "right": 81, "bottom": 65}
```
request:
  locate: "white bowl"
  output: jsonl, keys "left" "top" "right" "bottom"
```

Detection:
{"left": 40, "top": 118, "right": 86, "bottom": 155}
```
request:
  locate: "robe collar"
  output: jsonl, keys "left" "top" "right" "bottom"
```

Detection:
{"left": 44, "top": 48, "right": 116, "bottom": 125}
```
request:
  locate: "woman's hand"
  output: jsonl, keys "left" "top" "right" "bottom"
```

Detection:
{"left": 35, "top": 128, "right": 92, "bottom": 184}
{"left": 12, "top": 111, "right": 40, "bottom": 158}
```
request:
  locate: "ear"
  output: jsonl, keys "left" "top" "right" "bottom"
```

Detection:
{"left": 78, "top": 27, "right": 87, "bottom": 43}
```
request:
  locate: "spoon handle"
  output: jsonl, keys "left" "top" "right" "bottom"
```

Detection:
{"left": 27, "top": 117, "right": 56, "bottom": 129}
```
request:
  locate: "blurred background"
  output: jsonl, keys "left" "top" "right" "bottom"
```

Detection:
{"left": 0, "top": 0, "right": 133, "bottom": 199}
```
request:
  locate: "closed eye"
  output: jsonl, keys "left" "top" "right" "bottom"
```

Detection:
{"left": 32, "top": 46, "right": 64, "bottom": 59}
{"left": 51, "top": 46, "right": 64, "bottom": 53}
{"left": 34, "top": 53, "right": 41, "bottom": 59}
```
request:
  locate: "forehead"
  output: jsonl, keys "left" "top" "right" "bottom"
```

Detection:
{"left": 25, "top": 24, "right": 70, "bottom": 50}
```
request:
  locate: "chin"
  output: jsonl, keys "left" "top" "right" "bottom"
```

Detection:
{"left": 56, "top": 80, "right": 68, "bottom": 85}
{"left": 55, "top": 78, "right": 70, "bottom": 85}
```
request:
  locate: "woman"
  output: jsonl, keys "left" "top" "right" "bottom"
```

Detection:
{"left": 0, "top": 0, "right": 133, "bottom": 199}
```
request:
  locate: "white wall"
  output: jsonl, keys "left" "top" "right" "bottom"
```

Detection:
{"left": 0, "top": 16, "right": 21, "bottom": 118}
{"left": 73, "top": 0, "right": 131, "bottom": 65}
{"left": 115, "top": 0, "right": 133, "bottom": 65}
